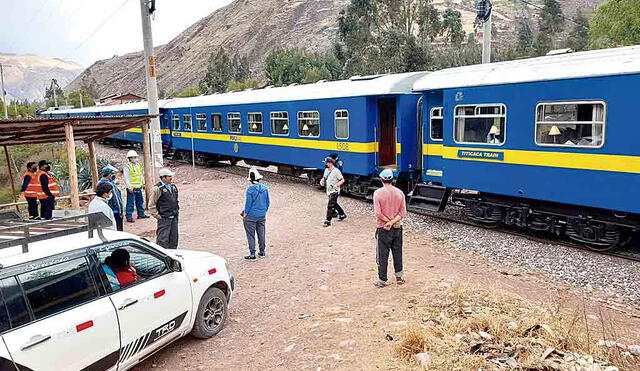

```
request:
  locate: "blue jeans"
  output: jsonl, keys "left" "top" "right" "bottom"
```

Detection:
{"left": 126, "top": 188, "right": 145, "bottom": 219}
{"left": 243, "top": 217, "right": 266, "bottom": 255}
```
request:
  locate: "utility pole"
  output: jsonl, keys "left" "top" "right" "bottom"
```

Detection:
{"left": 140, "top": 0, "right": 163, "bottom": 180}
{"left": 79, "top": 92, "right": 84, "bottom": 108}
{"left": 0, "top": 63, "right": 8, "bottom": 119}
{"left": 482, "top": 13, "right": 492, "bottom": 64}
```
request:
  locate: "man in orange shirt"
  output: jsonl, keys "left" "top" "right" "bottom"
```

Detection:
{"left": 372, "top": 169, "right": 407, "bottom": 288}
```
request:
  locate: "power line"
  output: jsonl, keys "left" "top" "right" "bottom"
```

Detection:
{"left": 68, "top": 0, "right": 132, "bottom": 55}
{"left": 518, "top": 0, "right": 587, "bottom": 28}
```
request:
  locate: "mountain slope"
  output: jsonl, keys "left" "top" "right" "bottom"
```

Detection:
{"left": 66, "top": 0, "right": 606, "bottom": 97}
{"left": 0, "top": 54, "right": 82, "bottom": 101}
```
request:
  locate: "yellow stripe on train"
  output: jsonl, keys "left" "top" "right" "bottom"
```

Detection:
{"left": 125, "top": 128, "right": 170, "bottom": 134}
{"left": 173, "top": 131, "right": 403, "bottom": 154}
{"left": 422, "top": 144, "right": 640, "bottom": 174}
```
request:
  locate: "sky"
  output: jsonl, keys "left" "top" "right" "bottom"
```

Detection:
{"left": 0, "top": 0, "right": 234, "bottom": 66}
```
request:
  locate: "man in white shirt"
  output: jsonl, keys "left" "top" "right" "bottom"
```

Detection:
{"left": 320, "top": 157, "right": 346, "bottom": 227}
{"left": 88, "top": 182, "right": 117, "bottom": 230}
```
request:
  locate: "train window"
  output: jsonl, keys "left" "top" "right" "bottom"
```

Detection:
{"left": 183, "top": 114, "right": 193, "bottom": 132}
{"left": 535, "top": 102, "right": 605, "bottom": 148}
{"left": 298, "top": 111, "right": 320, "bottom": 138}
{"left": 228, "top": 113, "right": 241, "bottom": 133}
{"left": 335, "top": 110, "right": 349, "bottom": 140}
{"left": 172, "top": 114, "right": 180, "bottom": 131}
{"left": 248, "top": 113, "right": 263, "bottom": 134}
{"left": 454, "top": 104, "right": 506, "bottom": 145}
{"left": 271, "top": 112, "right": 289, "bottom": 136}
{"left": 196, "top": 113, "right": 207, "bottom": 132}
{"left": 211, "top": 114, "right": 223, "bottom": 132}
{"left": 430, "top": 107, "right": 443, "bottom": 141}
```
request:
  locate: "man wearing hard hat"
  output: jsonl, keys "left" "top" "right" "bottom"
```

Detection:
{"left": 149, "top": 168, "right": 180, "bottom": 249}
{"left": 123, "top": 150, "right": 150, "bottom": 223}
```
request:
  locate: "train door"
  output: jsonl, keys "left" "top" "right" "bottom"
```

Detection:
{"left": 377, "top": 98, "right": 397, "bottom": 168}
{"left": 416, "top": 97, "right": 424, "bottom": 171}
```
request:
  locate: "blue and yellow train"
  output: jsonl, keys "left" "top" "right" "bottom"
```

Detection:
{"left": 44, "top": 46, "right": 640, "bottom": 250}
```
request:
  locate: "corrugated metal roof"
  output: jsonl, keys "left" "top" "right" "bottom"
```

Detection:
{"left": 412, "top": 46, "right": 640, "bottom": 91}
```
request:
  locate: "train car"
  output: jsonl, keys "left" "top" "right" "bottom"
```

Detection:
{"left": 409, "top": 46, "right": 640, "bottom": 251}
{"left": 164, "top": 72, "right": 427, "bottom": 197}
{"left": 41, "top": 101, "right": 174, "bottom": 150}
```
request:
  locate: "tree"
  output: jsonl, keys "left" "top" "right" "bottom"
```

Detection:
{"left": 442, "top": 9, "right": 465, "bottom": 44}
{"left": 589, "top": 0, "right": 640, "bottom": 49}
{"left": 199, "top": 48, "right": 251, "bottom": 94}
{"left": 566, "top": 10, "right": 590, "bottom": 51}
{"left": 265, "top": 48, "right": 342, "bottom": 86}
{"left": 534, "top": 0, "right": 565, "bottom": 56}
{"left": 44, "top": 82, "right": 65, "bottom": 107}
{"left": 173, "top": 86, "right": 202, "bottom": 98}
{"left": 66, "top": 90, "right": 95, "bottom": 108}
{"left": 515, "top": 19, "right": 534, "bottom": 55}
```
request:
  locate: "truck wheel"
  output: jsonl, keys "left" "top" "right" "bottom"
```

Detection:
{"left": 191, "top": 287, "right": 227, "bottom": 339}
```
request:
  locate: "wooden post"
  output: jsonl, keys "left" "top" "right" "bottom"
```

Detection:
{"left": 65, "top": 122, "right": 80, "bottom": 209}
{"left": 3, "top": 146, "right": 19, "bottom": 211}
{"left": 87, "top": 141, "right": 99, "bottom": 189}
{"left": 140, "top": 120, "right": 154, "bottom": 208}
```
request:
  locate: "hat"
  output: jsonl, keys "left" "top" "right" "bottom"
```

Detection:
{"left": 101, "top": 164, "right": 119, "bottom": 176}
{"left": 380, "top": 169, "right": 394, "bottom": 181}
{"left": 159, "top": 168, "right": 175, "bottom": 177}
{"left": 38, "top": 160, "right": 50, "bottom": 167}
{"left": 248, "top": 167, "right": 263, "bottom": 182}
{"left": 126, "top": 150, "right": 139, "bottom": 158}
{"left": 324, "top": 156, "right": 335, "bottom": 164}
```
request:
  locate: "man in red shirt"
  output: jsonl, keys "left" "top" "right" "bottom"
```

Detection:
{"left": 373, "top": 169, "right": 407, "bottom": 288}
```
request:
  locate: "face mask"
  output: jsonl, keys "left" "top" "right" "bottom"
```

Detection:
{"left": 130, "top": 158, "right": 138, "bottom": 163}
{"left": 110, "top": 174, "right": 117, "bottom": 181}
{"left": 106, "top": 193, "right": 113, "bottom": 200}
{"left": 45, "top": 165, "right": 51, "bottom": 171}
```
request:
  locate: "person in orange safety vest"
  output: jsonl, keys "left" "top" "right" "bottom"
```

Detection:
{"left": 36, "top": 160, "right": 60, "bottom": 220}
{"left": 21, "top": 162, "right": 40, "bottom": 219}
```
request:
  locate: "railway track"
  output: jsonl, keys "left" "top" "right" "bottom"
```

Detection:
{"left": 169, "top": 157, "right": 640, "bottom": 263}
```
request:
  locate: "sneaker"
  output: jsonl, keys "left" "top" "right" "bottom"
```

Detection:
{"left": 258, "top": 252, "right": 266, "bottom": 258}
{"left": 244, "top": 255, "right": 256, "bottom": 261}
{"left": 138, "top": 215, "right": 150, "bottom": 219}
{"left": 126, "top": 218, "right": 135, "bottom": 223}
{"left": 396, "top": 277, "right": 406, "bottom": 285}
{"left": 323, "top": 220, "right": 331, "bottom": 227}
{"left": 338, "top": 214, "right": 347, "bottom": 222}
{"left": 374, "top": 280, "right": 389, "bottom": 288}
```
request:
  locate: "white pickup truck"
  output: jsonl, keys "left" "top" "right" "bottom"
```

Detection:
{"left": 0, "top": 212, "right": 234, "bottom": 371}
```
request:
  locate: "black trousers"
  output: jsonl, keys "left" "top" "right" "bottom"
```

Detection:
{"left": 157, "top": 216, "right": 179, "bottom": 249}
{"left": 326, "top": 192, "right": 345, "bottom": 221}
{"left": 26, "top": 197, "right": 39, "bottom": 219}
{"left": 114, "top": 213, "right": 124, "bottom": 231}
{"left": 39, "top": 197, "right": 55, "bottom": 220}
{"left": 376, "top": 227, "right": 403, "bottom": 282}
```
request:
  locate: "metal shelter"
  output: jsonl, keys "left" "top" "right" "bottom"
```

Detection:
{"left": 0, "top": 115, "right": 156, "bottom": 210}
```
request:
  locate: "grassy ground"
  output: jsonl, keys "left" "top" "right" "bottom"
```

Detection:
{"left": 396, "top": 284, "right": 639, "bottom": 370}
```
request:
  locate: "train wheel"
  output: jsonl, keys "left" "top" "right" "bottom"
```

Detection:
{"left": 566, "top": 218, "right": 628, "bottom": 252}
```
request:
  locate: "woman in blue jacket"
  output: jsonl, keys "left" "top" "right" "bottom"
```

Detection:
{"left": 242, "top": 167, "right": 270, "bottom": 260}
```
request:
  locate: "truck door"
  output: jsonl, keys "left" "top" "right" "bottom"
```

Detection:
{"left": 377, "top": 98, "right": 397, "bottom": 168}
{"left": 1, "top": 252, "right": 120, "bottom": 371}
{"left": 93, "top": 241, "right": 192, "bottom": 370}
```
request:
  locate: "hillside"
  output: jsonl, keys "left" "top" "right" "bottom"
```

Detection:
{"left": 66, "top": 0, "right": 606, "bottom": 97}
{"left": 0, "top": 54, "right": 82, "bottom": 101}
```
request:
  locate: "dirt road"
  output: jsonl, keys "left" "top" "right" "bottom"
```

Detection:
{"left": 125, "top": 164, "right": 640, "bottom": 370}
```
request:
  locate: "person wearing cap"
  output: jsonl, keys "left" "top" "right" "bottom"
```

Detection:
{"left": 21, "top": 162, "right": 40, "bottom": 219}
{"left": 123, "top": 150, "right": 149, "bottom": 223}
{"left": 36, "top": 160, "right": 60, "bottom": 220}
{"left": 98, "top": 164, "right": 124, "bottom": 231}
{"left": 88, "top": 182, "right": 117, "bottom": 231}
{"left": 320, "top": 157, "right": 346, "bottom": 227}
{"left": 149, "top": 168, "right": 180, "bottom": 249}
{"left": 329, "top": 153, "right": 344, "bottom": 172}
{"left": 372, "top": 169, "right": 407, "bottom": 288}
{"left": 241, "top": 167, "right": 270, "bottom": 260}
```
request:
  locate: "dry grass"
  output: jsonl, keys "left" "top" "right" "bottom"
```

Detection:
{"left": 395, "top": 284, "right": 640, "bottom": 370}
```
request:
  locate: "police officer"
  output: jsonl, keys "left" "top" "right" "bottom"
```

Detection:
{"left": 149, "top": 168, "right": 180, "bottom": 249}
{"left": 21, "top": 162, "right": 39, "bottom": 219}
{"left": 123, "top": 150, "right": 149, "bottom": 223}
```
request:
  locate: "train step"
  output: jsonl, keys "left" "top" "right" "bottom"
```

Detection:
{"left": 365, "top": 177, "right": 384, "bottom": 201}
{"left": 408, "top": 184, "right": 451, "bottom": 212}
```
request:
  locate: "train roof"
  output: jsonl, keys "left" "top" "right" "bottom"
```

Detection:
{"left": 412, "top": 45, "right": 640, "bottom": 91}
{"left": 41, "top": 99, "right": 177, "bottom": 116}
{"left": 164, "top": 72, "right": 427, "bottom": 109}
